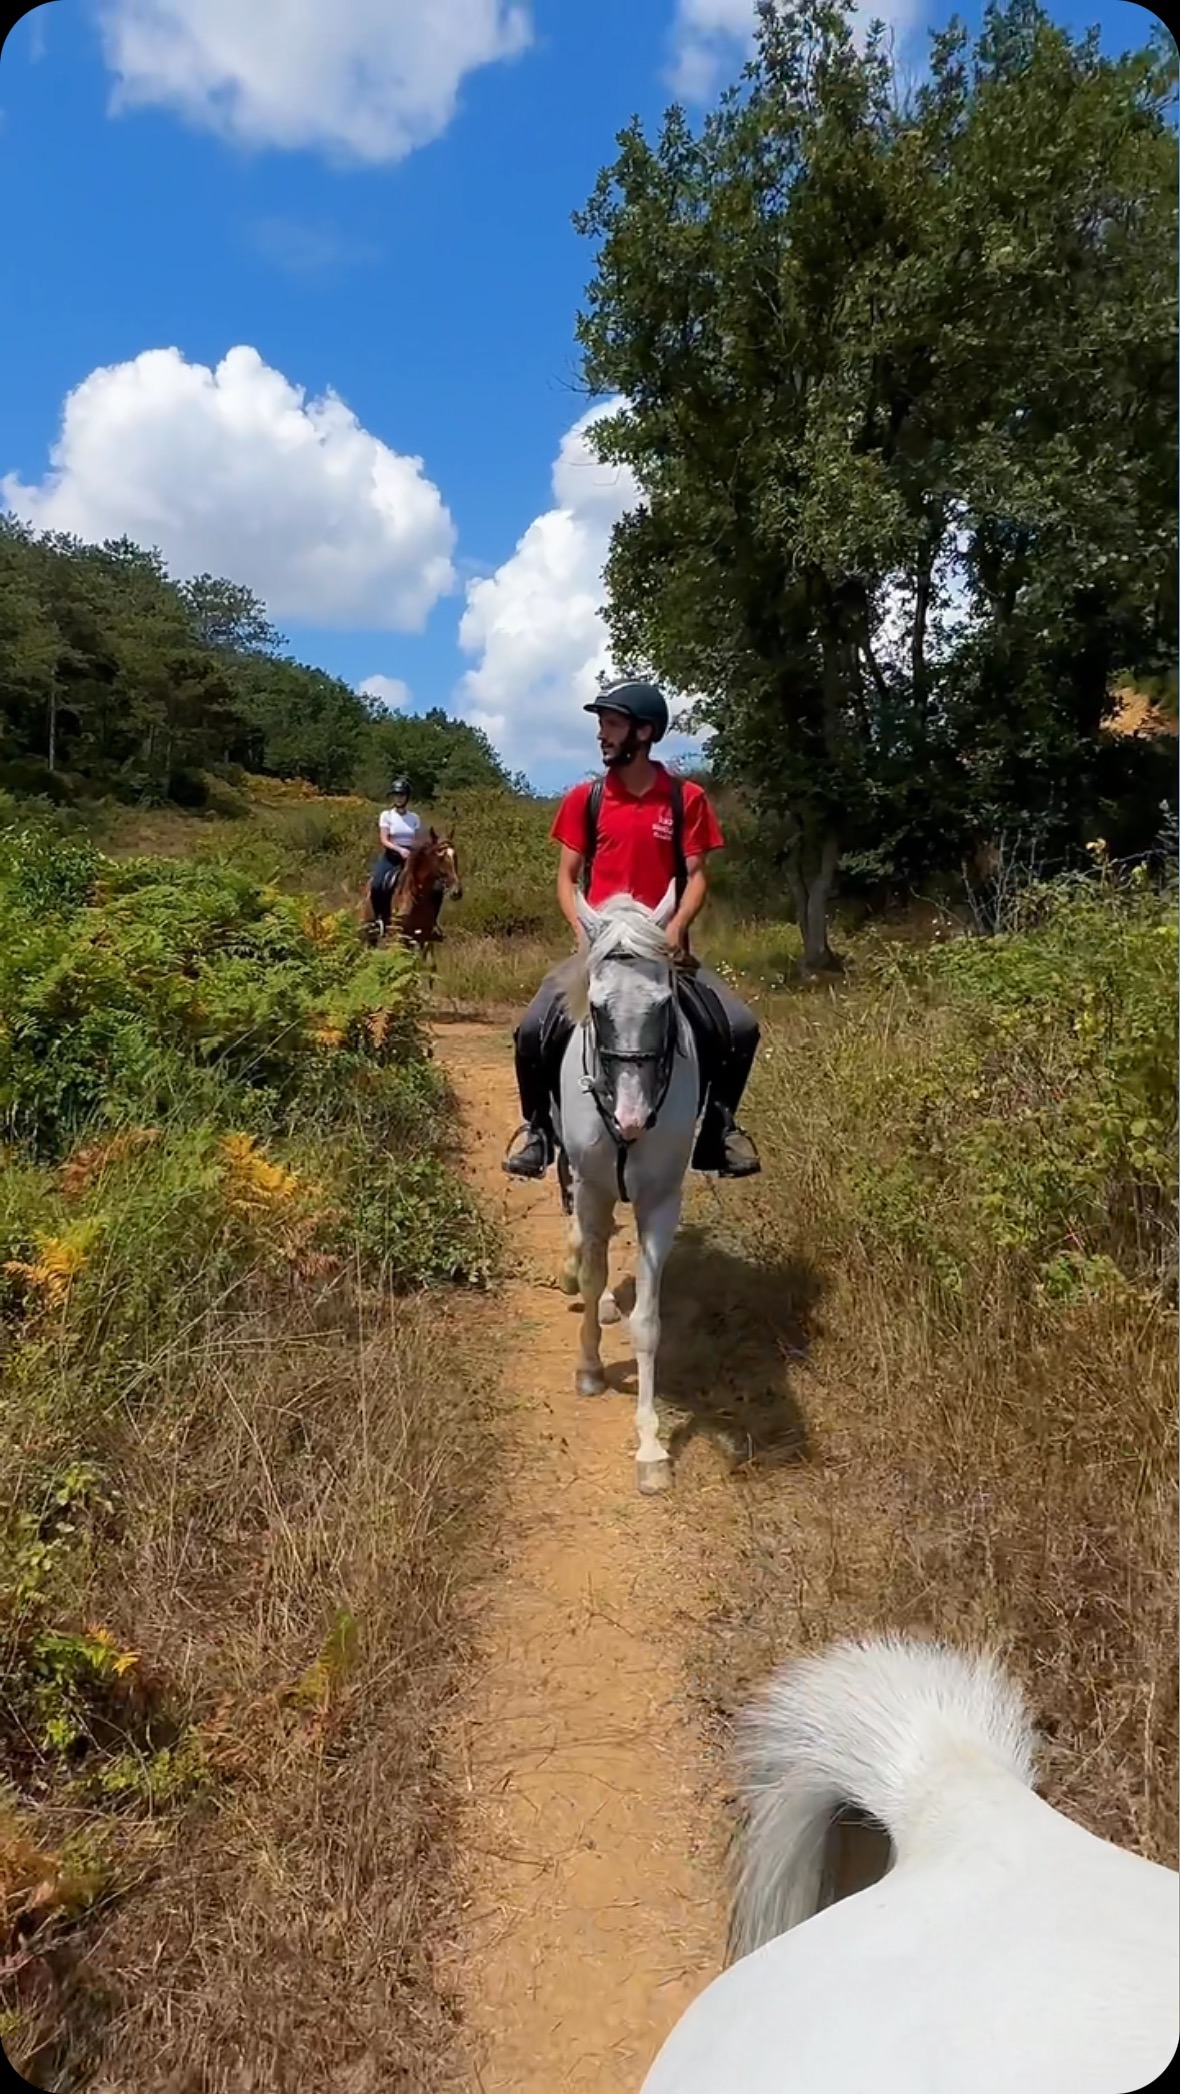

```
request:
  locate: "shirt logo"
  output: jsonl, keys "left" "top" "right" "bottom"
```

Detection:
{"left": 652, "top": 810, "right": 674, "bottom": 840}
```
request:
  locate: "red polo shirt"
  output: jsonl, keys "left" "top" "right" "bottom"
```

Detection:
{"left": 551, "top": 764, "right": 724, "bottom": 910}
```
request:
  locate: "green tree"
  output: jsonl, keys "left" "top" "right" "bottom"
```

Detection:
{"left": 231, "top": 656, "right": 370, "bottom": 792}
{"left": 0, "top": 517, "right": 61, "bottom": 775}
{"left": 1, "top": 523, "right": 254, "bottom": 795}
{"left": 180, "top": 574, "right": 281, "bottom": 657}
{"left": 361, "top": 704, "right": 521, "bottom": 800}
{"left": 575, "top": 0, "right": 1176, "bottom": 967}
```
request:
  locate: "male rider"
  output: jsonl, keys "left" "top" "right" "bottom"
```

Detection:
{"left": 371, "top": 777, "right": 420, "bottom": 931}
{"left": 503, "top": 675, "right": 760, "bottom": 1181}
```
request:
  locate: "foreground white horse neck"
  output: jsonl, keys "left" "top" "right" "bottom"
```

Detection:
{"left": 643, "top": 1636, "right": 1178, "bottom": 2093}
{"left": 554, "top": 884, "right": 699, "bottom": 1494}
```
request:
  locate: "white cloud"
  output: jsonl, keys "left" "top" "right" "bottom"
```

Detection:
{"left": 360, "top": 674, "right": 411, "bottom": 710}
{"left": 97, "top": 1, "right": 532, "bottom": 163}
{"left": 456, "top": 402, "right": 700, "bottom": 777}
{"left": 667, "top": 0, "right": 759, "bottom": 102}
{"left": 667, "top": 1, "right": 926, "bottom": 103}
{"left": 2, "top": 345, "right": 456, "bottom": 630}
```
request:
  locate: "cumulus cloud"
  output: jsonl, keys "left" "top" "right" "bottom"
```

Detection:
{"left": 2, "top": 345, "right": 456, "bottom": 629}
{"left": 359, "top": 674, "right": 411, "bottom": 710}
{"left": 667, "top": 0, "right": 759, "bottom": 102}
{"left": 97, "top": 0, "right": 532, "bottom": 163}
{"left": 667, "top": 0, "right": 925, "bottom": 102}
{"left": 456, "top": 403, "right": 700, "bottom": 778}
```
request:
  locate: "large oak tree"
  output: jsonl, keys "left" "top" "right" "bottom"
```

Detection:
{"left": 575, "top": 1, "right": 1176, "bottom": 967}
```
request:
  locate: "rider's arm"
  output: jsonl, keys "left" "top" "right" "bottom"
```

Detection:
{"left": 557, "top": 844, "right": 585, "bottom": 942}
{"left": 666, "top": 857, "right": 708, "bottom": 951}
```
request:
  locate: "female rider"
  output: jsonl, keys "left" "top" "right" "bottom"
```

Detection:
{"left": 370, "top": 778, "right": 421, "bottom": 931}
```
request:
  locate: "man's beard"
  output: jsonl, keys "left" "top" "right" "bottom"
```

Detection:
{"left": 602, "top": 725, "right": 642, "bottom": 767}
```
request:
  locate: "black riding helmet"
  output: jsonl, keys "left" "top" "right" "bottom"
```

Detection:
{"left": 390, "top": 778, "right": 410, "bottom": 797}
{"left": 584, "top": 675, "right": 669, "bottom": 743}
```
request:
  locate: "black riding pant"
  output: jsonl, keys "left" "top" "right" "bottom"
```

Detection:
{"left": 370, "top": 848, "right": 405, "bottom": 927}
{"left": 512, "top": 963, "right": 759, "bottom": 1129}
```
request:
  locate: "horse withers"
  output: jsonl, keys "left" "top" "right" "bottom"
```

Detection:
{"left": 359, "top": 831, "right": 461, "bottom": 957}
{"left": 641, "top": 1634, "right": 1179, "bottom": 2094}
{"left": 553, "top": 883, "right": 698, "bottom": 1495}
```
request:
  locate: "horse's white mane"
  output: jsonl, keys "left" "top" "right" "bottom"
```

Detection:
{"left": 558, "top": 895, "right": 673, "bottom": 1022}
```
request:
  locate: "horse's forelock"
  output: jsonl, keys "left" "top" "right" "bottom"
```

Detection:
{"left": 589, "top": 901, "right": 672, "bottom": 970}
{"left": 557, "top": 901, "right": 671, "bottom": 1023}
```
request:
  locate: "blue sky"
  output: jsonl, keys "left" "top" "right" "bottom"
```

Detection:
{"left": 0, "top": 1, "right": 1167, "bottom": 791}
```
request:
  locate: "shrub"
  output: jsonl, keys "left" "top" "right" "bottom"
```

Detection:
{"left": 0, "top": 835, "right": 493, "bottom": 1722}
{"left": 780, "top": 874, "right": 1178, "bottom": 1302}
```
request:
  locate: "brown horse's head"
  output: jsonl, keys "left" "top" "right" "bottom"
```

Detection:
{"left": 409, "top": 831, "right": 461, "bottom": 895}
{"left": 437, "top": 833, "right": 462, "bottom": 901}
{"left": 388, "top": 831, "right": 459, "bottom": 951}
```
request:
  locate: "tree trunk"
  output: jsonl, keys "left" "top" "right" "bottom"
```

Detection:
{"left": 47, "top": 681, "right": 57, "bottom": 774}
{"left": 785, "top": 827, "right": 843, "bottom": 976}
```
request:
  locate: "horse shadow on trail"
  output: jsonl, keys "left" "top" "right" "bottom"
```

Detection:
{"left": 600, "top": 1222, "right": 821, "bottom": 1472}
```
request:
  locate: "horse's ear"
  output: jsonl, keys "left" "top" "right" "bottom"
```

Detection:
{"left": 429, "top": 826, "right": 437, "bottom": 841}
{"left": 575, "top": 889, "right": 600, "bottom": 941}
{"left": 652, "top": 881, "right": 678, "bottom": 929}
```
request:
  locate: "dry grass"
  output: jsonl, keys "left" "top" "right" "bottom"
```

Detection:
{"left": 3, "top": 1288, "right": 500, "bottom": 2092}
{"left": 427, "top": 935, "right": 556, "bottom": 1019}
{"left": 688, "top": 983, "right": 1178, "bottom": 1868}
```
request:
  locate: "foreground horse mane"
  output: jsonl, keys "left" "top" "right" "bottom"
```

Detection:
{"left": 558, "top": 895, "right": 673, "bottom": 1023}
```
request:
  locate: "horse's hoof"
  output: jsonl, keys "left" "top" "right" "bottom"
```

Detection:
{"left": 558, "top": 1266, "right": 580, "bottom": 1297}
{"left": 637, "top": 1457, "right": 673, "bottom": 1495}
{"left": 599, "top": 1293, "right": 622, "bottom": 1326}
{"left": 576, "top": 1368, "right": 607, "bottom": 1398}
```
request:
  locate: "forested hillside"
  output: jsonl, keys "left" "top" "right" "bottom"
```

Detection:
{"left": 0, "top": 517, "right": 518, "bottom": 806}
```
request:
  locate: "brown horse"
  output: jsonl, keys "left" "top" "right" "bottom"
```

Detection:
{"left": 359, "top": 830, "right": 462, "bottom": 959}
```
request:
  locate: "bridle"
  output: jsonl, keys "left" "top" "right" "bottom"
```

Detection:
{"left": 581, "top": 956, "right": 681, "bottom": 1202}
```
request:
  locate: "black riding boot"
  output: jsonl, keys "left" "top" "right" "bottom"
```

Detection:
{"left": 503, "top": 1118, "right": 555, "bottom": 1179}
{"left": 676, "top": 970, "right": 761, "bottom": 1179}
{"left": 692, "top": 1100, "right": 761, "bottom": 1178}
{"left": 503, "top": 1007, "right": 566, "bottom": 1180}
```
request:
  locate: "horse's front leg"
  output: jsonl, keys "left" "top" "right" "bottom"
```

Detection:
{"left": 572, "top": 1179, "right": 613, "bottom": 1397}
{"left": 631, "top": 1190, "right": 682, "bottom": 1494}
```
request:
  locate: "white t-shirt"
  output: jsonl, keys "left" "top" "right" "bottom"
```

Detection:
{"left": 380, "top": 807, "right": 421, "bottom": 854}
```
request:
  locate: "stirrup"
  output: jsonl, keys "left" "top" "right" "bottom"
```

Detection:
{"left": 717, "top": 1136, "right": 761, "bottom": 1179}
{"left": 693, "top": 1110, "right": 760, "bottom": 1178}
{"left": 502, "top": 1122, "right": 552, "bottom": 1179}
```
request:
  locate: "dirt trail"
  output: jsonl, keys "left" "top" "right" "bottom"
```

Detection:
{"left": 435, "top": 1021, "right": 742, "bottom": 2093}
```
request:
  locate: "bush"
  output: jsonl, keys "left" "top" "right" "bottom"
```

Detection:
{"left": 714, "top": 869, "right": 1177, "bottom": 1872}
{"left": 791, "top": 873, "right": 1177, "bottom": 1302}
{"left": 0, "top": 831, "right": 421, "bottom": 1155}
{"left": 0, "top": 830, "right": 494, "bottom": 2010}
{"left": 428, "top": 789, "right": 563, "bottom": 941}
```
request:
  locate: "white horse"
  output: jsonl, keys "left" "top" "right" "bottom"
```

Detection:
{"left": 553, "top": 885, "right": 699, "bottom": 1494}
{"left": 641, "top": 1635, "right": 1179, "bottom": 2092}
